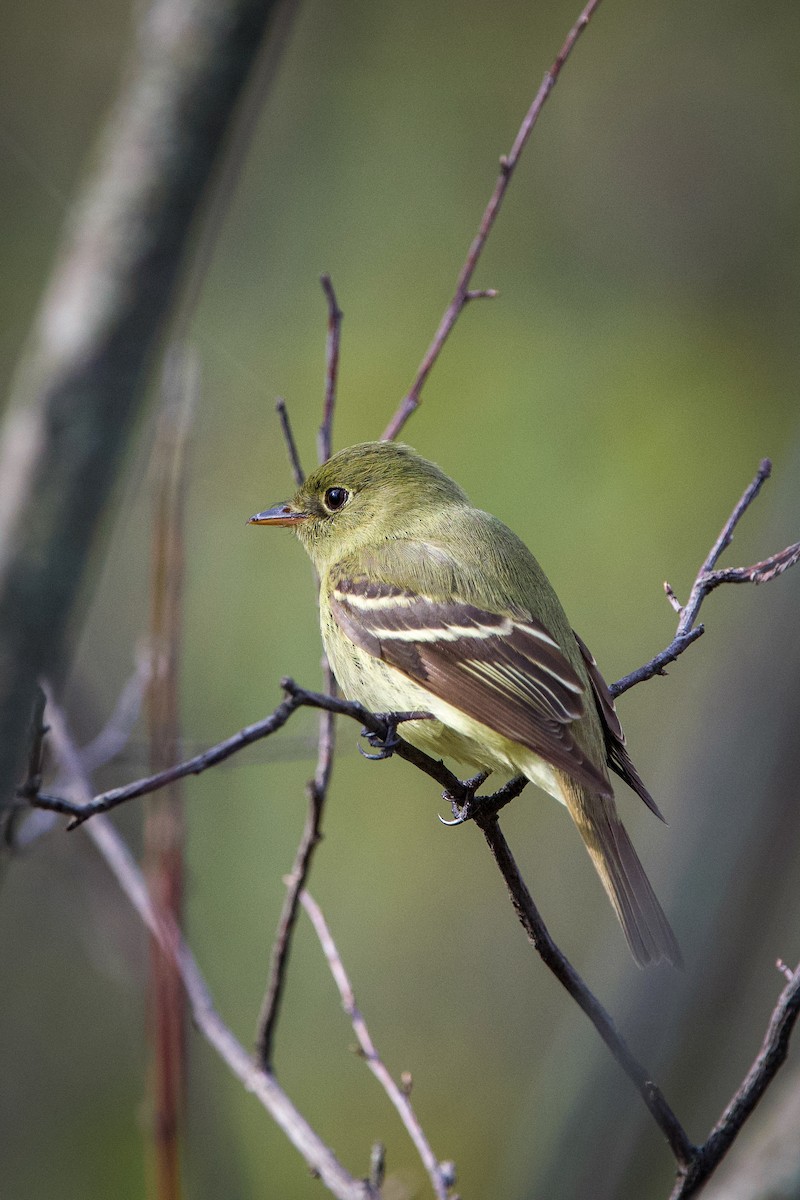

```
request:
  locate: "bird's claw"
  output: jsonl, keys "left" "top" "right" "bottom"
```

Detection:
{"left": 358, "top": 721, "right": 401, "bottom": 761}
{"left": 438, "top": 798, "right": 475, "bottom": 826}
{"left": 438, "top": 770, "right": 491, "bottom": 826}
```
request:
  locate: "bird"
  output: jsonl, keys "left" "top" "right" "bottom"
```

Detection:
{"left": 249, "top": 440, "right": 680, "bottom": 967}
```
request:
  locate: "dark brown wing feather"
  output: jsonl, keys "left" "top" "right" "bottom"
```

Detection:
{"left": 330, "top": 579, "right": 611, "bottom": 796}
{"left": 573, "top": 630, "right": 665, "bottom": 822}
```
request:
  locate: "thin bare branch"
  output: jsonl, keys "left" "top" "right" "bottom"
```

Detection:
{"left": 680, "top": 458, "right": 773, "bottom": 623}
{"left": 381, "top": 0, "right": 604, "bottom": 441}
{"left": 29, "top": 692, "right": 308, "bottom": 825}
{"left": 5, "top": 685, "right": 49, "bottom": 848}
{"left": 275, "top": 398, "right": 306, "bottom": 488}
{"left": 669, "top": 961, "right": 800, "bottom": 1199}
{"left": 318, "top": 275, "right": 343, "bottom": 465}
{"left": 86, "top": 819, "right": 374, "bottom": 1200}
{"left": 19, "top": 685, "right": 48, "bottom": 802}
{"left": 301, "top": 889, "right": 457, "bottom": 1200}
{"left": 610, "top": 629, "right": 705, "bottom": 698}
{"left": 464, "top": 288, "right": 499, "bottom": 302}
{"left": 611, "top": 459, "right": 798, "bottom": 699}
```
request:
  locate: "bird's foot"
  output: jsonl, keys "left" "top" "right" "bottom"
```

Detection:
{"left": 440, "top": 772, "right": 528, "bottom": 826}
{"left": 358, "top": 721, "right": 401, "bottom": 761}
{"left": 439, "top": 770, "right": 491, "bottom": 825}
{"left": 358, "top": 711, "right": 433, "bottom": 761}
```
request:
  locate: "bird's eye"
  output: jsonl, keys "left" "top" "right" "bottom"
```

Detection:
{"left": 323, "top": 487, "right": 349, "bottom": 512}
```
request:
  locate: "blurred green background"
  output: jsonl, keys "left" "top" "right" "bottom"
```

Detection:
{"left": 2, "top": 1, "right": 800, "bottom": 1197}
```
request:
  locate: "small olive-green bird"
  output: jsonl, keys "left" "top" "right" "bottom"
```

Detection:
{"left": 250, "top": 441, "right": 680, "bottom": 967}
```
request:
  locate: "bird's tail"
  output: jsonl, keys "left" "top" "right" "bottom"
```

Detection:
{"left": 562, "top": 778, "right": 682, "bottom": 968}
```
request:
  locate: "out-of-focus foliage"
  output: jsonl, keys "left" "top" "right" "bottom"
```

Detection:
{"left": 2, "top": 2, "right": 799, "bottom": 1198}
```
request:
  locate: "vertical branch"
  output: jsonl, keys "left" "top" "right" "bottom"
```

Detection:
{"left": 255, "top": 670, "right": 335, "bottom": 1069}
{"left": 256, "top": 277, "right": 343, "bottom": 1065}
{"left": 318, "top": 274, "right": 343, "bottom": 466}
{"left": 144, "top": 346, "right": 197, "bottom": 1200}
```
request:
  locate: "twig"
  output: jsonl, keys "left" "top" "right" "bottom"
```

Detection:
{"left": 611, "top": 459, "right": 798, "bottom": 698}
{"left": 678, "top": 458, "right": 773, "bottom": 633}
{"left": 381, "top": 0, "right": 604, "bottom": 441}
{"left": 29, "top": 690, "right": 309, "bottom": 826}
{"left": 301, "top": 889, "right": 457, "bottom": 1200}
{"left": 610, "top": 629, "right": 705, "bottom": 698}
{"left": 668, "top": 961, "right": 800, "bottom": 1199}
{"left": 275, "top": 398, "right": 306, "bottom": 488}
{"left": 476, "top": 812, "right": 695, "bottom": 1166}
{"left": 318, "top": 275, "right": 343, "bottom": 465}
{"left": 41, "top": 687, "right": 375, "bottom": 1200}
{"left": 255, "top": 663, "right": 337, "bottom": 1068}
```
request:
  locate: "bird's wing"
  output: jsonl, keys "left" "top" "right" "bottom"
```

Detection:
{"left": 572, "top": 630, "right": 665, "bottom": 821}
{"left": 330, "top": 573, "right": 611, "bottom": 795}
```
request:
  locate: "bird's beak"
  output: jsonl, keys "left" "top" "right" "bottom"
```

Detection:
{"left": 248, "top": 502, "right": 309, "bottom": 527}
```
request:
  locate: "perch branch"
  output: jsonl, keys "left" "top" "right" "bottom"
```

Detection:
{"left": 29, "top": 690, "right": 311, "bottom": 826}
{"left": 381, "top": 0, "right": 604, "bottom": 441}
{"left": 28, "top": 681, "right": 511, "bottom": 827}
{"left": 301, "top": 889, "right": 456, "bottom": 1200}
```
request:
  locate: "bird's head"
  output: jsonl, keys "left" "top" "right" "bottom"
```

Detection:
{"left": 249, "top": 441, "right": 468, "bottom": 568}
